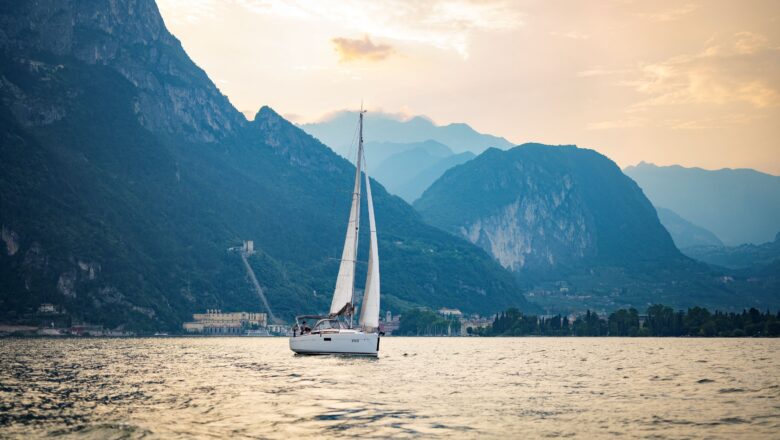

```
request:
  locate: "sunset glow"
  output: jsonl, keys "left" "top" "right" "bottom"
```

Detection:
{"left": 157, "top": 0, "right": 780, "bottom": 172}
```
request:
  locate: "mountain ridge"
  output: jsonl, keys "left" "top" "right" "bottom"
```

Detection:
{"left": 0, "top": 0, "right": 536, "bottom": 331}
{"left": 625, "top": 162, "right": 780, "bottom": 246}
{"left": 414, "top": 143, "right": 778, "bottom": 312}
{"left": 300, "top": 110, "right": 514, "bottom": 156}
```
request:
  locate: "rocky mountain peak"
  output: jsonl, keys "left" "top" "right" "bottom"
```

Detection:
{"left": 0, "top": 0, "right": 245, "bottom": 143}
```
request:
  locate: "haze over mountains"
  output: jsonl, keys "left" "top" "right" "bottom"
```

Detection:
{"left": 301, "top": 114, "right": 502, "bottom": 203}
{"left": 370, "top": 142, "right": 475, "bottom": 203}
{"left": 301, "top": 110, "right": 514, "bottom": 157}
{"left": 625, "top": 162, "right": 780, "bottom": 246}
{"left": 0, "top": 0, "right": 534, "bottom": 331}
{"left": 655, "top": 207, "right": 724, "bottom": 249}
{"left": 685, "top": 233, "right": 780, "bottom": 271}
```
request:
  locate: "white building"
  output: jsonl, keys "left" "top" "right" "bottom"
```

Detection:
{"left": 438, "top": 308, "right": 463, "bottom": 317}
{"left": 183, "top": 310, "right": 267, "bottom": 334}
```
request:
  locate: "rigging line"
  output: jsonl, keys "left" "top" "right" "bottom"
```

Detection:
{"left": 344, "top": 111, "right": 361, "bottom": 168}
{"left": 335, "top": 107, "right": 363, "bottom": 238}
{"left": 328, "top": 111, "right": 362, "bottom": 234}
{"left": 333, "top": 111, "right": 362, "bottom": 208}
{"left": 360, "top": 129, "right": 369, "bottom": 173}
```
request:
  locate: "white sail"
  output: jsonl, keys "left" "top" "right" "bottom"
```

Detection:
{"left": 330, "top": 147, "right": 362, "bottom": 314}
{"left": 359, "top": 166, "right": 380, "bottom": 330}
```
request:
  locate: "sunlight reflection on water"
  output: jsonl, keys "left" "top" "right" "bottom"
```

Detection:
{"left": 0, "top": 337, "right": 778, "bottom": 438}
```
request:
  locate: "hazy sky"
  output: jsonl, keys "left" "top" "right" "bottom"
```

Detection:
{"left": 157, "top": 0, "right": 780, "bottom": 174}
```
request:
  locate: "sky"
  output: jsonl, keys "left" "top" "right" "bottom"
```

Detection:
{"left": 157, "top": 0, "right": 780, "bottom": 174}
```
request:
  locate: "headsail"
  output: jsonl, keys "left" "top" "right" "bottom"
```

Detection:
{"left": 359, "top": 164, "right": 380, "bottom": 330}
{"left": 330, "top": 140, "right": 362, "bottom": 314}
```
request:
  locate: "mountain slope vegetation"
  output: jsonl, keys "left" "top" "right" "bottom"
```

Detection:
{"left": 0, "top": 0, "right": 535, "bottom": 331}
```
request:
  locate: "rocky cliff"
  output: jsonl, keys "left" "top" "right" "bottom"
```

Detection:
{"left": 0, "top": 0, "right": 243, "bottom": 142}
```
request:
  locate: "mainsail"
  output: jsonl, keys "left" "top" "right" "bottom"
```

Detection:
{"left": 359, "top": 163, "right": 380, "bottom": 330}
{"left": 330, "top": 141, "right": 362, "bottom": 314}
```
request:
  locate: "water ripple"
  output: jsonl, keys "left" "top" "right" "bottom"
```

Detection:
{"left": 0, "top": 337, "right": 778, "bottom": 438}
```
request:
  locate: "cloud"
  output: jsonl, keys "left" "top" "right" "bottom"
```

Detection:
{"left": 549, "top": 31, "right": 589, "bottom": 40}
{"left": 625, "top": 32, "right": 780, "bottom": 109}
{"left": 586, "top": 32, "right": 780, "bottom": 131}
{"left": 638, "top": 3, "right": 698, "bottom": 22}
{"left": 156, "top": 0, "right": 222, "bottom": 25}
{"left": 230, "top": 0, "right": 524, "bottom": 58}
{"left": 332, "top": 35, "right": 394, "bottom": 62}
{"left": 587, "top": 114, "right": 762, "bottom": 131}
{"left": 587, "top": 117, "right": 646, "bottom": 130}
{"left": 665, "top": 113, "right": 762, "bottom": 130}
{"left": 703, "top": 31, "right": 771, "bottom": 57}
{"left": 577, "top": 68, "right": 630, "bottom": 77}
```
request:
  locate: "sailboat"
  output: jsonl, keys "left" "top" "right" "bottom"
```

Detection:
{"left": 289, "top": 109, "right": 381, "bottom": 356}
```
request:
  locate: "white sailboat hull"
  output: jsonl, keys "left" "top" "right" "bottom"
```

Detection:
{"left": 289, "top": 330, "right": 379, "bottom": 356}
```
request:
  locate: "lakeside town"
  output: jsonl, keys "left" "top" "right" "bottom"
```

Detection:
{"left": 0, "top": 304, "right": 495, "bottom": 338}
{"left": 5, "top": 303, "right": 777, "bottom": 338}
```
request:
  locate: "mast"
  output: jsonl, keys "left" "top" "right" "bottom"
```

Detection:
{"left": 348, "top": 109, "right": 365, "bottom": 327}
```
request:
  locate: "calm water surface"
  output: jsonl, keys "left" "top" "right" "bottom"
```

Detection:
{"left": 0, "top": 337, "right": 778, "bottom": 439}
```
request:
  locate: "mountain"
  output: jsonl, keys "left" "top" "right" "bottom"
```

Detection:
{"left": 300, "top": 110, "right": 514, "bottom": 157}
{"left": 684, "top": 232, "right": 780, "bottom": 270}
{"left": 301, "top": 113, "right": 496, "bottom": 203}
{"left": 414, "top": 144, "right": 778, "bottom": 313}
{"left": 416, "top": 144, "right": 681, "bottom": 271}
{"left": 394, "top": 151, "right": 475, "bottom": 203}
{"left": 0, "top": 0, "right": 536, "bottom": 331}
{"left": 370, "top": 141, "right": 475, "bottom": 203}
{"left": 624, "top": 162, "right": 780, "bottom": 246}
{"left": 363, "top": 140, "right": 452, "bottom": 172}
{"left": 655, "top": 207, "right": 724, "bottom": 249}
{"left": 373, "top": 143, "right": 451, "bottom": 193}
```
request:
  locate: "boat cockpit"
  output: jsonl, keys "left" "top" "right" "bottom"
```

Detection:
{"left": 292, "top": 315, "right": 351, "bottom": 337}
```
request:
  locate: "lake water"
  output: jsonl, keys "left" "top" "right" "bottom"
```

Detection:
{"left": 1, "top": 337, "right": 778, "bottom": 439}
